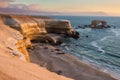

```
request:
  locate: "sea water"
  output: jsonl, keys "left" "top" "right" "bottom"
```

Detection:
{"left": 51, "top": 16, "right": 120, "bottom": 79}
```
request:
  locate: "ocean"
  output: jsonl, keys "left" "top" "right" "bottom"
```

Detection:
{"left": 51, "top": 16, "right": 120, "bottom": 79}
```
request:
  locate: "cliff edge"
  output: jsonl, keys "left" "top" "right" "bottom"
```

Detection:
{"left": 0, "top": 15, "right": 72, "bottom": 80}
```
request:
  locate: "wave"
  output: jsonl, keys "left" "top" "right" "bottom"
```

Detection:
{"left": 91, "top": 41, "right": 105, "bottom": 54}
{"left": 111, "top": 28, "right": 120, "bottom": 37}
{"left": 100, "top": 28, "right": 119, "bottom": 41}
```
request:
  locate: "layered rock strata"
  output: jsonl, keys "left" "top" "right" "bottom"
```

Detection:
{"left": 45, "top": 19, "right": 79, "bottom": 38}
{"left": 0, "top": 14, "right": 79, "bottom": 61}
{"left": 0, "top": 19, "right": 29, "bottom": 62}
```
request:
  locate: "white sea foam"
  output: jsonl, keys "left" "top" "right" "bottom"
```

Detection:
{"left": 100, "top": 36, "right": 111, "bottom": 41}
{"left": 65, "top": 46, "right": 70, "bottom": 51}
{"left": 100, "top": 28, "right": 120, "bottom": 41}
{"left": 91, "top": 41, "right": 105, "bottom": 54}
{"left": 111, "top": 28, "right": 120, "bottom": 37}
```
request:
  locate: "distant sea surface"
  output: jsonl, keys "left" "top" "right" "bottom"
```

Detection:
{"left": 51, "top": 16, "right": 120, "bottom": 79}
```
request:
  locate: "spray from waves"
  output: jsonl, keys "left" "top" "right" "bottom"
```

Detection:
{"left": 91, "top": 41, "right": 105, "bottom": 54}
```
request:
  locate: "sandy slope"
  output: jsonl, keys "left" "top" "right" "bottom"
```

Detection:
{"left": 0, "top": 53, "right": 72, "bottom": 80}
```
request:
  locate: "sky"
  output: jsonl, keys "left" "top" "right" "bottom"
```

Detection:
{"left": 0, "top": 0, "right": 120, "bottom": 16}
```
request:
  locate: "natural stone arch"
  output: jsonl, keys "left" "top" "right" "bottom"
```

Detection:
{"left": 90, "top": 20, "right": 108, "bottom": 28}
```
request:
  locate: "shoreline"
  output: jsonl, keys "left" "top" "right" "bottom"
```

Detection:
{"left": 29, "top": 43, "right": 117, "bottom": 80}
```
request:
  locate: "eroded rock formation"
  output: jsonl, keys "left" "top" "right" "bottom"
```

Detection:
{"left": 0, "top": 15, "right": 73, "bottom": 80}
{"left": 0, "top": 14, "right": 79, "bottom": 61}
{"left": 90, "top": 20, "right": 109, "bottom": 28}
{"left": 45, "top": 19, "right": 79, "bottom": 38}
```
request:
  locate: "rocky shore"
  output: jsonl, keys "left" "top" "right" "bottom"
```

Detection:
{"left": 0, "top": 14, "right": 117, "bottom": 80}
{"left": 29, "top": 43, "right": 116, "bottom": 80}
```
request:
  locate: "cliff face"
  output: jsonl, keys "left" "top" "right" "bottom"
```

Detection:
{"left": 45, "top": 19, "right": 73, "bottom": 34}
{"left": 45, "top": 19, "right": 79, "bottom": 38}
{"left": 1, "top": 15, "right": 47, "bottom": 40}
{"left": 0, "top": 14, "right": 79, "bottom": 62}
{"left": 0, "top": 15, "right": 73, "bottom": 80}
{"left": 0, "top": 19, "right": 28, "bottom": 62}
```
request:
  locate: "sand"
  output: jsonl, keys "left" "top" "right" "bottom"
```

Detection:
{"left": 0, "top": 52, "right": 72, "bottom": 80}
{"left": 29, "top": 43, "right": 117, "bottom": 80}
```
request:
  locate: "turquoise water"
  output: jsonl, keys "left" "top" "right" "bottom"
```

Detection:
{"left": 51, "top": 16, "right": 120, "bottom": 79}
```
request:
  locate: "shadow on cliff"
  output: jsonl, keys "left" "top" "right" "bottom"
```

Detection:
{"left": 1, "top": 15, "right": 22, "bottom": 31}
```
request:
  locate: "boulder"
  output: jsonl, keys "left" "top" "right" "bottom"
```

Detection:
{"left": 43, "top": 34, "right": 63, "bottom": 45}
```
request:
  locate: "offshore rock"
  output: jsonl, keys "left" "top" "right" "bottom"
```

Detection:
{"left": 90, "top": 20, "right": 110, "bottom": 28}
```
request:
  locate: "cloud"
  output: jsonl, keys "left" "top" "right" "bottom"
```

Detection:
{"left": 28, "top": 4, "right": 41, "bottom": 11}
{"left": 0, "top": 0, "right": 43, "bottom": 14}
{"left": 0, "top": 0, "right": 15, "bottom": 8}
{"left": 9, "top": 4, "right": 28, "bottom": 10}
{"left": 0, "top": 0, "right": 15, "bottom": 2}
{"left": 0, "top": 2, "right": 9, "bottom": 8}
{"left": 0, "top": 1, "right": 44, "bottom": 15}
{"left": 0, "top": 0, "right": 108, "bottom": 16}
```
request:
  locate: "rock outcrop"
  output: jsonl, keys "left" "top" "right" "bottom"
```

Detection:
{"left": 45, "top": 19, "right": 79, "bottom": 38}
{"left": 1, "top": 15, "right": 47, "bottom": 40}
{"left": 1, "top": 15, "right": 79, "bottom": 44}
{"left": 0, "top": 14, "right": 79, "bottom": 61}
{"left": 90, "top": 20, "right": 110, "bottom": 28}
{"left": 0, "top": 15, "right": 73, "bottom": 80}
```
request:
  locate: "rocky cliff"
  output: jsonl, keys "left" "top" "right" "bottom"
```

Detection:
{"left": 0, "top": 18, "right": 28, "bottom": 62}
{"left": 1, "top": 14, "right": 79, "bottom": 43}
{"left": 0, "top": 14, "right": 73, "bottom": 80}
{"left": 45, "top": 19, "right": 79, "bottom": 38}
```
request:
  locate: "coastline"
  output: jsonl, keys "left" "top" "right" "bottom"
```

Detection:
{"left": 29, "top": 43, "right": 117, "bottom": 80}
{"left": 0, "top": 14, "right": 118, "bottom": 80}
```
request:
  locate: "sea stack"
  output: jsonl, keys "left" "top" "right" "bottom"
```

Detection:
{"left": 90, "top": 20, "right": 110, "bottom": 28}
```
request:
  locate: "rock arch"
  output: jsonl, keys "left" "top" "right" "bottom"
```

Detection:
{"left": 90, "top": 20, "right": 108, "bottom": 28}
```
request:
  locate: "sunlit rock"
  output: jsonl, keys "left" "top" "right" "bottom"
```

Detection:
{"left": 45, "top": 19, "right": 79, "bottom": 39}
{"left": 0, "top": 20, "right": 29, "bottom": 62}
{"left": 90, "top": 20, "right": 110, "bottom": 28}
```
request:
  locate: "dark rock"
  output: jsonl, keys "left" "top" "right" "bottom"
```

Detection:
{"left": 44, "top": 47, "right": 48, "bottom": 49}
{"left": 56, "top": 52, "right": 65, "bottom": 55}
{"left": 55, "top": 48, "right": 60, "bottom": 51}
{"left": 85, "top": 35, "right": 89, "bottom": 38}
{"left": 55, "top": 70, "right": 62, "bottom": 75}
{"left": 75, "top": 44, "right": 79, "bottom": 46}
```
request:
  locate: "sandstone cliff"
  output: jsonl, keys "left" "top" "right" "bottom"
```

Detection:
{"left": 0, "top": 14, "right": 80, "bottom": 62}
{"left": 0, "top": 16, "right": 72, "bottom": 80}
{"left": 0, "top": 18, "right": 28, "bottom": 61}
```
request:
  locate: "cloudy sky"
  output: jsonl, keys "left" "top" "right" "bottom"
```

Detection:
{"left": 0, "top": 0, "right": 120, "bottom": 16}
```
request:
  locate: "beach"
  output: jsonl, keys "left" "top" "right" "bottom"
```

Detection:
{"left": 29, "top": 43, "right": 116, "bottom": 80}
